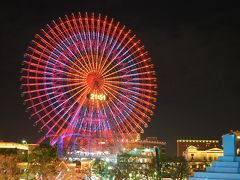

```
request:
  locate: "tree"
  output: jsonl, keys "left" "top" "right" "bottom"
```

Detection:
{"left": 0, "top": 155, "right": 21, "bottom": 180}
{"left": 92, "top": 158, "right": 106, "bottom": 177}
{"left": 157, "top": 155, "right": 173, "bottom": 179}
{"left": 114, "top": 151, "right": 156, "bottom": 179}
{"left": 28, "top": 144, "right": 59, "bottom": 179}
{"left": 170, "top": 156, "right": 190, "bottom": 180}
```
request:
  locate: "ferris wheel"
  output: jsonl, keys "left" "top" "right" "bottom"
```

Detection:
{"left": 21, "top": 12, "right": 157, "bottom": 146}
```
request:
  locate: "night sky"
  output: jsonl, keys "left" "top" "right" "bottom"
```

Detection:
{"left": 0, "top": 1, "right": 240, "bottom": 155}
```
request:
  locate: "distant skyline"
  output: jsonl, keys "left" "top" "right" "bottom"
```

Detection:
{"left": 0, "top": 1, "right": 240, "bottom": 155}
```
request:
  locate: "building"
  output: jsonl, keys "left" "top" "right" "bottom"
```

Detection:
{"left": 176, "top": 139, "right": 221, "bottom": 157}
{"left": 0, "top": 141, "right": 38, "bottom": 163}
{"left": 183, "top": 146, "right": 223, "bottom": 162}
{"left": 0, "top": 141, "right": 29, "bottom": 151}
{"left": 0, "top": 141, "right": 38, "bottom": 152}
{"left": 117, "top": 148, "right": 158, "bottom": 179}
{"left": 0, "top": 141, "right": 29, "bottom": 156}
{"left": 124, "top": 137, "right": 167, "bottom": 155}
{"left": 183, "top": 145, "right": 223, "bottom": 173}
{"left": 118, "top": 148, "right": 155, "bottom": 165}
{"left": 232, "top": 130, "right": 240, "bottom": 156}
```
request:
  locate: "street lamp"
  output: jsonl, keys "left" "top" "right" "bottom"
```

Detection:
{"left": 22, "top": 139, "right": 27, "bottom": 144}
{"left": 21, "top": 140, "right": 29, "bottom": 179}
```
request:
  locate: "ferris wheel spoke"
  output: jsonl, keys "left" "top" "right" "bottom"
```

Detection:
{"left": 29, "top": 89, "right": 85, "bottom": 122}
{"left": 96, "top": 107, "right": 108, "bottom": 133}
{"left": 55, "top": 96, "right": 88, "bottom": 137}
{"left": 96, "top": 102, "right": 104, "bottom": 132}
{"left": 107, "top": 21, "right": 120, "bottom": 47}
{"left": 35, "top": 33, "right": 75, "bottom": 66}
{"left": 99, "top": 31, "right": 133, "bottom": 74}
{"left": 41, "top": 32, "right": 84, "bottom": 76}
{"left": 60, "top": 16, "right": 92, "bottom": 73}
{"left": 22, "top": 80, "right": 85, "bottom": 87}
{"left": 32, "top": 35, "right": 84, "bottom": 76}
{"left": 102, "top": 46, "right": 146, "bottom": 77}
{"left": 106, "top": 81, "right": 157, "bottom": 97}
{"left": 129, "top": 64, "right": 154, "bottom": 73}
{"left": 22, "top": 68, "right": 80, "bottom": 82}
{"left": 104, "top": 83, "right": 155, "bottom": 113}
{"left": 105, "top": 71, "right": 156, "bottom": 84}
{"left": 26, "top": 83, "right": 87, "bottom": 110}
{"left": 98, "top": 21, "right": 121, "bottom": 73}
{"left": 84, "top": 13, "right": 95, "bottom": 71}
{"left": 90, "top": 13, "right": 95, "bottom": 41}
{"left": 105, "top": 80, "right": 156, "bottom": 88}
{"left": 65, "top": 15, "right": 79, "bottom": 44}
{"left": 100, "top": 103, "right": 112, "bottom": 131}
{"left": 132, "top": 86, "right": 158, "bottom": 96}
{"left": 71, "top": 13, "right": 93, "bottom": 72}
{"left": 94, "top": 14, "right": 101, "bottom": 71}
{"left": 107, "top": 96, "right": 141, "bottom": 133}
{"left": 46, "top": 22, "right": 88, "bottom": 75}
{"left": 101, "top": 37, "right": 140, "bottom": 75}
{"left": 26, "top": 47, "right": 85, "bottom": 77}
{"left": 104, "top": 60, "right": 148, "bottom": 80}
{"left": 103, "top": 85, "right": 149, "bottom": 125}
{"left": 95, "top": 16, "right": 107, "bottom": 71}
{"left": 27, "top": 44, "right": 58, "bottom": 62}
{"left": 106, "top": 77, "right": 156, "bottom": 87}
{"left": 102, "top": 87, "right": 144, "bottom": 133}
{"left": 105, "top": 69, "right": 154, "bottom": 82}
{"left": 24, "top": 91, "right": 54, "bottom": 102}
{"left": 40, "top": 86, "right": 90, "bottom": 133}
{"left": 23, "top": 61, "right": 85, "bottom": 79}
{"left": 22, "top": 81, "right": 85, "bottom": 94}
{"left": 100, "top": 28, "right": 132, "bottom": 73}
{"left": 131, "top": 96, "right": 154, "bottom": 115}
{"left": 103, "top": 90, "right": 149, "bottom": 127}
{"left": 104, "top": 101, "right": 132, "bottom": 140}
{"left": 21, "top": 75, "right": 84, "bottom": 83}
{"left": 104, "top": 82, "right": 157, "bottom": 102}
{"left": 127, "top": 94, "right": 154, "bottom": 115}
{"left": 97, "top": 18, "right": 113, "bottom": 72}
{"left": 84, "top": 103, "right": 94, "bottom": 134}
{"left": 77, "top": 108, "right": 88, "bottom": 134}
{"left": 34, "top": 34, "right": 64, "bottom": 53}
{"left": 78, "top": 13, "right": 94, "bottom": 70}
{"left": 64, "top": 107, "right": 88, "bottom": 136}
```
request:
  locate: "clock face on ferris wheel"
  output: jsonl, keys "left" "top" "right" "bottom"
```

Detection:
{"left": 21, "top": 12, "right": 157, "bottom": 143}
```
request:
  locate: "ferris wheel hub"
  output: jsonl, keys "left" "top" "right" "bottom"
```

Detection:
{"left": 86, "top": 71, "right": 104, "bottom": 90}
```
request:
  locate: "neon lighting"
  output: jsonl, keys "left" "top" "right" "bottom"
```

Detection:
{"left": 88, "top": 93, "right": 107, "bottom": 101}
{"left": 21, "top": 12, "right": 157, "bottom": 145}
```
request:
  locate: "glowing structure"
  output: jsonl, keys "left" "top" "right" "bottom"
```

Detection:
{"left": 20, "top": 12, "right": 157, "bottom": 154}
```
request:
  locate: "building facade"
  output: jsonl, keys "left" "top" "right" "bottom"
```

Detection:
{"left": 233, "top": 130, "right": 240, "bottom": 156}
{"left": 183, "top": 146, "right": 223, "bottom": 162}
{"left": 117, "top": 148, "right": 157, "bottom": 179}
{"left": 0, "top": 141, "right": 29, "bottom": 158}
{"left": 124, "top": 137, "right": 167, "bottom": 155}
{"left": 184, "top": 145, "right": 223, "bottom": 173}
{"left": 176, "top": 139, "right": 221, "bottom": 157}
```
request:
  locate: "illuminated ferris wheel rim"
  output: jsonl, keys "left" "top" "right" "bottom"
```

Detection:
{"left": 21, "top": 12, "right": 157, "bottom": 142}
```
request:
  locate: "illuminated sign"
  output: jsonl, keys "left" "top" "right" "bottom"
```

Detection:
{"left": 87, "top": 93, "right": 108, "bottom": 101}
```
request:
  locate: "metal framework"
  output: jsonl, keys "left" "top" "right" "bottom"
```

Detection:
{"left": 21, "top": 12, "right": 157, "bottom": 152}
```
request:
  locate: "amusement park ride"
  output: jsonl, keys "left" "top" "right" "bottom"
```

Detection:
{"left": 20, "top": 12, "right": 157, "bottom": 159}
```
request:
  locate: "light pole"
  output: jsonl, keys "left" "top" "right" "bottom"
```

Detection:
{"left": 22, "top": 139, "right": 29, "bottom": 180}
